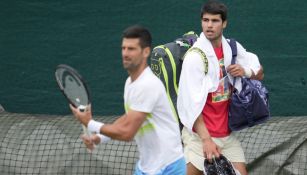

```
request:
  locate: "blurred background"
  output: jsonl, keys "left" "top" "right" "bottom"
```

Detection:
{"left": 1, "top": 0, "right": 306, "bottom": 116}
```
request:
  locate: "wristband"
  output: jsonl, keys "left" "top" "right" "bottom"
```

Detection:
{"left": 244, "top": 67, "right": 252, "bottom": 78}
{"left": 87, "top": 120, "right": 104, "bottom": 134}
{"left": 96, "top": 134, "right": 111, "bottom": 144}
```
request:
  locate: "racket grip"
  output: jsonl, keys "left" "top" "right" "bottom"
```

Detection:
{"left": 82, "top": 124, "right": 91, "bottom": 136}
{"left": 81, "top": 125, "right": 95, "bottom": 153}
{"left": 77, "top": 105, "right": 91, "bottom": 135}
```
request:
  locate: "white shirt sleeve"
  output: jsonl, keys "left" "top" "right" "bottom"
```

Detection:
{"left": 129, "top": 82, "right": 159, "bottom": 113}
{"left": 236, "top": 42, "right": 261, "bottom": 76}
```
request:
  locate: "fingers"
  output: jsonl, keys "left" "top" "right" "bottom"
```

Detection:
{"left": 69, "top": 104, "right": 77, "bottom": 114}
{"left": 227, "top": 64, "right": 244, "bottom": 77}
{"left": 81, "top": 135, "right": 91, "bottom": 145}
{"left": 206, "top": 151, "right": 221, "bottom": 163}
{"left": 86, "top": 104, "right": 92, "bottom": 112}
{"left": 70, "top": 104, "right": 81, "bottom": 120}
{"left": 214, "top": 151, "right": 221, "bottom": 159}
{"left": 92, "top": 134, "right": 102, "bottom": 145}
{"left": 206, "top": 153, "right": 213, "bottom": 163}
{"left": 81, "top": 135, "right": 95, "bottom": 151}
{"left": 204, "top": 142, "right": 221, "bottom": 163}
{"left": 69, "top": 104, "right": 74, "bottom": 110}
{"left": 69, "top": 104, "right": 91, "bottom": 113}
{"left": 69, "top": 103, "right": 92, "bottom": 123}
{"left": 217, "top": 146, "right": 222, "bottom": 155}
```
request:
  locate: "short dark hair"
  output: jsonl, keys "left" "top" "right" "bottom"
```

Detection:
{"left": 200, "top": 0, "right": 228, "bottom": 22}
{"left": 122, "top": 25, "right": 152, "bottom": 49}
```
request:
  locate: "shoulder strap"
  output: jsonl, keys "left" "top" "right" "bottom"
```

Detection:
{"left": 227, "top": 38, "right": 238, "bottom": 87}
{"left": 185, "top": 47, "right": 208, "bottom": 75}
{"left": 228, "top": 38, "right": 237, "bottom": 65}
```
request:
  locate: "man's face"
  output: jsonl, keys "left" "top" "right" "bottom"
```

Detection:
{"left": 201, "top": 13, "right": 227, "bottom": 42}
{"left": 121, "top": 38, "right": 147, "bottom": 71}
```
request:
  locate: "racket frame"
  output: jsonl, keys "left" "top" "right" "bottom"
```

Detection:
{"left": 55, "top": 64, "right": 92, "bottom": 137}
{"left": 55, "top": 64, "right": 92, "bottom": 108}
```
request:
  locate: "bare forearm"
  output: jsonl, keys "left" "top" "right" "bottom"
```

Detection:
{"left": 193, "top": 114, "right": 221, "bottom": 159}
{"left": 251, "top": 66, "right": 264, "bottom": 80}
{"left": 100, "top": 115, "right": 135, "bottom": 141}
{"left": 193, "top": 114, "right": 211, "bottom": 141}
{"left": 99, "top": 110, "right": 147, "bottom": 141}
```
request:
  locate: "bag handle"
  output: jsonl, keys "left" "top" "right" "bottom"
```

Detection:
{"left": 228, "top": 39, "right": 237, "bottom": 87}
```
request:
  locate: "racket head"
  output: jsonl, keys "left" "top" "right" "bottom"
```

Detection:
{"left": 55, "top": 64, "right": 91, "bottom": 109}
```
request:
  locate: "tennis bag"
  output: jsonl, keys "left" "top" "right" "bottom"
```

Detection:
{"left": 228, "top": 39, "right": 270, "bottom": 131}
{"left": 150, "top": 31, "right": 199, "bottom": 126}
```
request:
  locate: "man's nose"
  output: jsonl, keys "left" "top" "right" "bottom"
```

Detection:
{"left": 207, "top": 20, "right": 213, "bottom": 27}
{"left": 122, "top": 48, "right": 128, "bottom": 56}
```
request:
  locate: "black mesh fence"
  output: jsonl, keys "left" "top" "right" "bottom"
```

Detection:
{"left": 0, "top": 110, "right": 306, "bottom": 174}
{"left": 0, "top": 112, "right": 137, "bottom": 175}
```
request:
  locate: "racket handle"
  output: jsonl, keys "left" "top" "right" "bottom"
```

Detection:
{"left": 81, "top": 124, "right": 95, "bottom": 153}
{"left": 82, "top": 124, "right": 91, "bottom": 136}
{"left": 77, "top": 105, "right": 91, "bottom": 135}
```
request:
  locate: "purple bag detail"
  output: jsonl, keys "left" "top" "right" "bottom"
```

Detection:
{"left": 228, "top": 39, "right": 270, "bottom": 131}
{"left": 229, "top": 78, "right": 270, "bottom": 131}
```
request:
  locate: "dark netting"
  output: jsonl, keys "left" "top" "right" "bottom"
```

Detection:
{"left": 0, "top": 105, "right": 4, "bottom": 113}
{"left": 0, "top": 112, "right": 306, "bottom": 174}
{"left": 0, "top": 112, "right": 137, "bottom": 175}
{"left": 235, "top": 117, "right": 307, "bottom": 175}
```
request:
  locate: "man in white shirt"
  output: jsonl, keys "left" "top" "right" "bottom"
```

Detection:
{"left": 70, "top": 25, "right": 185, "bottom": 175}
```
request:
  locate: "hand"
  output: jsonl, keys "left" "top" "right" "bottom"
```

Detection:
{"left": 70, "top": 104, "right": 92, "bottom": 126}
{"left": 226, "top": 64, "right": 245, "bottom": 77}
{"left": 81, "top": 134, "right": 101, "bottom": 152}
{"left": 81, "top": 134, "right": 95, "bottom": 151}
{"left": 202, "top": 138, "right": 222, "bottom": 162}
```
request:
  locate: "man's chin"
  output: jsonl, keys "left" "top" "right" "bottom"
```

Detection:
{"left": 123, "top": 65, "right": 129, "bottom": 70}
{"left": 123, "top": 62, "right": 129, "bottom": 68}
{"left": 207, "top": 36, "right": 222, "bottom": 42}
{"left": 123, "top": 64, "right": 133, "bottom": 70}
{"left": 205, "top": 35, "right": 215, "bottom": 40}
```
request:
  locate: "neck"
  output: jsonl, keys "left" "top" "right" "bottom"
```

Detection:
{"left": 129, "top": 63, "right": 148, "bottom": 82}
{"left": 211, "top": 38, "right": 222, "bottom": 48}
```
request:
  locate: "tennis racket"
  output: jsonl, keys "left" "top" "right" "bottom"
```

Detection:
{"left": 55, "top": 64, "right": 91, "bottom": 136}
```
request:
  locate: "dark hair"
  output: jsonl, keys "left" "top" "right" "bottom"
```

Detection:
{"left": 122, "top": 25, "right": 152, "bottom": 49}
{"left": 200, "top": 0, "right": 228, "bottom": 21}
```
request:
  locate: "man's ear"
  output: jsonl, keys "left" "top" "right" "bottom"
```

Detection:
{"left": 143, "top": 47, "right": 151, "bottom": 58}
{"left": 223, "top": 20, "right": 227, "bottom": 29}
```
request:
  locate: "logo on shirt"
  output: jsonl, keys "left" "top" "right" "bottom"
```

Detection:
{"left": 212, "top": 58, "right": 231, "bottom": 102}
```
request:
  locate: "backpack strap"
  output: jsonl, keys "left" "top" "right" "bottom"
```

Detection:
{"left": 227, "top": 38, "right": 238, "bottom": 86}
{"left": 228, "top": 38, "right": 237, "bottom": 65}
{"left": 184, "top": 47, "right": 208, "bottom": 74}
